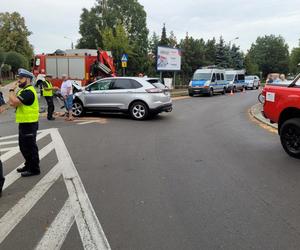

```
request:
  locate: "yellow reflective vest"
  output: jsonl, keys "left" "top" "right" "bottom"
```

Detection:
{"left": 16, "top": 85, "right": 39, "bottom": 123}
{"left": 42, "top": 80, "right": 53, "bottom": 97}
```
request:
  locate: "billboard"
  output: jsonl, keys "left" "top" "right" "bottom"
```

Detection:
{"left": 157, "top": 46, "right": 181, "bottom": 71}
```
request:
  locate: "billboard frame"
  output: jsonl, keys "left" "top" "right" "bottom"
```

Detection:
{"left": 156, "top": 46, "right": 182, "bottom": 72}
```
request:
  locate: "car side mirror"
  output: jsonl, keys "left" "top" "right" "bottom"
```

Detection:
{"left": 86, "top": 87, "right": 91, "bottom": 92}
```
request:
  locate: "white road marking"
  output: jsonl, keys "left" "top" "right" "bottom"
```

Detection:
{"left": 0, "top": 140, "right": 18, "bottom": 146}
{"left": 77, "top": 121, "right": 97, "bottom": 125}
{"left": 35, "top": 198, "right": 75, "bottom": 250}
{"left": 0, "top": 134, "right": 18, "bottom": 141}
{"left": 2, "top": 142, "right": 55, "bottom": 190}
{"left": 0, "top": 128, "right": 110, "bottom": 249}
{"left": 0, "top": 131, "right": 49, "bottom": 162}
{"left": 0, "top": 146, "right": 18, "bottom": 153}
{"left": 51, "top": 128, "right": 111, "bottom": 250}
{"left": 0, "top": 163, "right": 61, "bottom": 243}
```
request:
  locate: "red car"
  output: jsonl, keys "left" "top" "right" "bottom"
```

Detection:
{"left": 262, "top": 74, "right": 300, "bottom": 158}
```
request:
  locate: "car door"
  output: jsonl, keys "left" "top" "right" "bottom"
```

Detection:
{"left": 106, "top": 79, "right": 142, "bottom": 110}
{"left": 84, "top": 79, "right": 114, "bottom": 108}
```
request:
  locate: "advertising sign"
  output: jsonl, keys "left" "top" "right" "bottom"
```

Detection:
{"left": 157, "top": 46, "right": 181, "bottom": 71}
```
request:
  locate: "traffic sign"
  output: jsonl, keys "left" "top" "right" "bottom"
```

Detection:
{"left": 121, "top": 54, "right": 128, "bottom": 62}
{"left": 122, "top": 61, "right": 127, "bottom": 68}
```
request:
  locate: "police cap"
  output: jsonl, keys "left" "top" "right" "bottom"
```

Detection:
{"left": 17, "top": 68, "right": 34, "bottom": 80}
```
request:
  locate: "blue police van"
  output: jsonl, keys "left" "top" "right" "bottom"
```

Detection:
{"left": 225, "top": 69, "right": 246, "bottom": 92}
{"left": 188, "top": 67, "right": 227, "bottom": 97}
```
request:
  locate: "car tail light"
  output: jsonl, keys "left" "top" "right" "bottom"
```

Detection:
{"left": 146, "top": 88, "right": 163, "bottom": 93}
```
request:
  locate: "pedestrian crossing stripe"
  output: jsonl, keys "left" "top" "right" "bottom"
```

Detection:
{"left": 0, "top": 128, "right": 111, "bottom": 250}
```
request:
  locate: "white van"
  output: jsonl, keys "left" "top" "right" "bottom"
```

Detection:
{"left": 188, "top": 67, "right": 227, "bottom": 97}
{"left": 225, "top": 69, "right": 246, "bottom": 92}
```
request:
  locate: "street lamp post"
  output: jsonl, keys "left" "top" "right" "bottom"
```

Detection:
{"left": 229, "top": 37, "right": 239, "bottom": 48}
{"left": 64, "top": 36, "right": 74, "bottom": 49}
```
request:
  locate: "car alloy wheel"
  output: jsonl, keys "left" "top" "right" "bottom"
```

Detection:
{"left": 72, "top": 102, "right": 84, "bottom": 117}
{"left": 130, "top": 101, "right": 149, "bottom": 120}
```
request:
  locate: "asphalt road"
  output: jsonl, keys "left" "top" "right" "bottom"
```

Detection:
{"left": 1, "top": 90, "right": 300, "bottom": 250}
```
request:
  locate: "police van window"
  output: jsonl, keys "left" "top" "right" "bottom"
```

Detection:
{"left": 238, "top": 74, "right": 245, "bottom": 81}
{"left": 211, "top": 73, "right": 216, "bottom": 82}
{"left": 235, "top": 75, "right": 238, "bottom": 80}
{"left": 216, "top": 73, "right": 221, "bottom": 81}
{"left": 226, "top": 74, "right": 234, "bottom": 81}
{"left": 221, "top": 74, "right": 224, "bottom": 80}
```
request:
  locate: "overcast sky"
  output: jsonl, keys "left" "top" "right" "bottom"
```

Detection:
{"left": 1, "top": 0, "right": 300, "bottom": 54}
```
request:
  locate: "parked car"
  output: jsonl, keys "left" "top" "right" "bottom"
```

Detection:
{"left": 72, "top": 77, "right": 172, "bottom": 120}
{"left": 245, "top": 75, "right": 260, "bottom": 90}
{"left": 225, "top": 69, "right": 246, "bottom": 92}
{"left": 262, "top": 73, "right": 300, "bottom": 158}
{"left": 188, "top": 67, "right": 227, "bottom": 97}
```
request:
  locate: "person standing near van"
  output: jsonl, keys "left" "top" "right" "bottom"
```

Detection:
{"left": 61, "top": 74, "right": 74, "bottom": 121}
{"left": 42, "top": 74, "right": 58, "bottom": 120}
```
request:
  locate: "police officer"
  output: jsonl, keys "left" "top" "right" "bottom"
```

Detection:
{"left": 9, "top": 68, "right": 40, "bottom": 177}
{"left": 42, "top": 74, "right": 57, "bottom": 120}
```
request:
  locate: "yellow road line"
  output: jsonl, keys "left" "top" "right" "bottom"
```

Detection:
{"left": 248, "top": 109, "right": 277, "bottom": 134}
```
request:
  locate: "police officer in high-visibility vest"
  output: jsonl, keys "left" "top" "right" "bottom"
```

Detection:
{"left": 42, "top": 74, "right": 57, "bottom": 120}
{"left": 9, "top": 68, "right": 40, "bottom": 177}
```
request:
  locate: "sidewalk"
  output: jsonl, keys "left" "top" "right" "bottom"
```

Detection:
{"left": 171, "top": 89, "right": 188, "bottom": 97}
{"left": 250, "top": 103, "right": 278, "bottom": 129}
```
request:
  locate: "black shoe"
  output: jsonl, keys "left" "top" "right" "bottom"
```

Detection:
{"left": 0, "top": 190, "right": 2, "bottom": 198}
{"left": 17, "top": 166, "right": 28, "bottom": 173}
{"left": 47, "top": 117, "right": 55, "bottom": 120}
{"left": 21, "top": 171, "right": 40, "bottom": 177}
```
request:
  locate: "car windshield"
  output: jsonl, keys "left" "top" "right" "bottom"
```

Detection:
{"left": 226, "top": 74, "right": 235, "bottom": 81}
{"left": 245, "top": 76, "right": 254, "bottom": 80}
{"left": 193, "top": 73, "right": 211, "bottom": 81}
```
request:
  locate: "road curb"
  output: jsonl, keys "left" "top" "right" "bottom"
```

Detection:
{"left": 170, "top": 90, "right": 188, "bottom": 97}
{"left": 249, "top": 103, "right": 278, "bottom": 129}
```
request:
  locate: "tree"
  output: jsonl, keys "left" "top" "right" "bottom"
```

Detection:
{"left": 5, "top": 51, "right": 28, "bottom": 75}
{"left": 205, "top": 38, "right": 217, "bottom": 65}
{"left": 244, "top": 53, "right": 259, "bottom": 75}
{"left": 78, "top": 0, "right": 149, "bottom": 75}
{"left": 147, "top": 32, "right": 160, "bottom": 75}
{"left": 0, "top": 12, "right": 33, "bottom": 60}
{"left": 102, "top": 23, "right": 132, "bottom": 75}
{"left": 247, "top": 35, "right": 289, "bottom": 77}
{"left": 216, "top": 36, "right": 229, "bottom": 68}
{"left": 169, "top": 31, "right": 177, "bottom": 48}
{"left": 289, "top": 41, "right": 300, "bottom": 75}
{"left": 229, "top": 44, "right": 244, "bottom": 69}
{"left": 179, "top": 34, "right": 207, "bottom": 83}
{"left": 159, "top": 23, "right": 170, "bottom": 46}
{"left": 77, "top": 8, "right": 101, "bottom": 49}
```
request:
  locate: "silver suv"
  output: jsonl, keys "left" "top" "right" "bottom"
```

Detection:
{"left": 72, "top": 77, "right": 172, "bottom": 120}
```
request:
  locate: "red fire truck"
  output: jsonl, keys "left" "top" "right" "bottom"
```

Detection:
{"left": 32, "top": 48, "right": 116, "bottom": 87}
